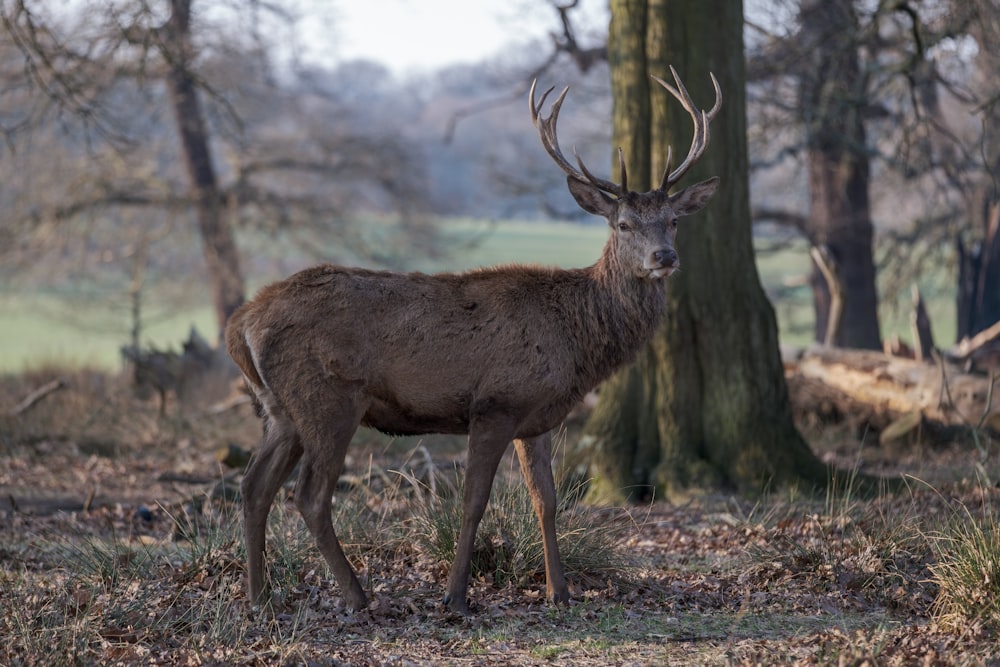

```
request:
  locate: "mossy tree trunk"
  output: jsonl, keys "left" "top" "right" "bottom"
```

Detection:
{"left": 582, "top": 0, "right": 831, "bottom": 504}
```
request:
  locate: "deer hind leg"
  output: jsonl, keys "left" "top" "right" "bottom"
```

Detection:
{"left": 241, "top": 404, "right": 303, "bottom": 608}
{"left": 444, "top": 420, "right": 514, "bottom": 614}
{"left": 292, "top": 413, "right": 367, "bottom": 611}
{"left": 513, "top": 432, "right": 568, "bottom": 605}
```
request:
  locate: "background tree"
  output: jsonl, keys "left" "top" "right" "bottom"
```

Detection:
{"left": 955, "top": 1, "right": 1000, "bottom": 338}
{"left": 578, "top": 0, "right": 831, "bottom": 503}
{"left": 884, "top": 0, "right": 1000, "bottom": 341}
{"left": 160, "top": 0, "right": 244, "bottom": 335}
{"left": 747, "top": 0, "right": 882, "bottom": 349}
{"left": 748, "top": 0, "right": 1000, "bottom": 347}
{"left": 0, "top": 0, "right": 432, "bottom": 343}
{"left": 797, "top": 0, "right": 881, "bottom": 348}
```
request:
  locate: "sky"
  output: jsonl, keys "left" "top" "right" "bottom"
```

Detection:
{"left": 293, "top": 0, "right": 608, "bottom": 75}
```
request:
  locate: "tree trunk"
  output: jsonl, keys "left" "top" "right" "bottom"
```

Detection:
{"left": 164, "top": 0, "right": 245, "bottom": 340}
{"left": 799, "top": 0, "right": 881, "bottom": 350}
{"left": 609, "top": 0, "right": 650, "bottom": 191}
{"left": 959, "top": 5, "right": 1000, "bottom": 339}
{"left": 956, "top": 178, "right": 1000, "bottom": 342}
{"left": 581, "top": 0, "right": 832, "bottom": 504}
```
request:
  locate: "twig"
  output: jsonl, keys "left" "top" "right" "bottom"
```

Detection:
{"left": 206, "top": 393, "right": 251, "bottom": 415}
{"left": 9, "top": 378, "right": 66, "bottom": 416}
{"left": 810, "top": 245, "right": 842, "bottom": 347}
{"left": 950, "top": 318, "right": 1000, "bottom": 361}
{"left": 82, "top": 487, "right": 96, "bottom": 513}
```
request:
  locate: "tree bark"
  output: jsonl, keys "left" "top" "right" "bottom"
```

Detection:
{"left": 960, "top": 6, "right": 1000, "bottom": 339}
{"left": 164, "top": 0, "right": 245, "bottom": 339}
{"left": 609, "top": 0, "right": 650, "bottom": 191}
{"left": 957, "top": 196, "right": 1000, "bottom": 340}
{"left": 581, "top": 0, "right": 832, "bottom": 504}
{"left": 799, "top": 0, "right": 881, "bottom": 350}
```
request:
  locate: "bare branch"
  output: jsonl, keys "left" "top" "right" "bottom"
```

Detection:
{"left": 444, "top": 0, "right": 606, "bottom": 142}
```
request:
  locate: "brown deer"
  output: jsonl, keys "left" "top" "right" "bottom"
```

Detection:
{"left": 226, "top": 66, "right": 720, "bottom": 615}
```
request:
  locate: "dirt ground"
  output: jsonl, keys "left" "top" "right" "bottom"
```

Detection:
{"left": 1, "top": 368, "right": 999, "bottom": 666}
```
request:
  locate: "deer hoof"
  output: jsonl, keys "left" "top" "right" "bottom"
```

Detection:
{"left": 443, "top": 594, "right": 470, "bottom": 615}
{"left": 548, "top": 587, "right": 571, "bottom": 606}
{"left": 344, "top": 590, "right": 368, "bottom": 612}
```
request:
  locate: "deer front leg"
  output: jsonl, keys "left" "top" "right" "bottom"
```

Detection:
{"left": 444, "top": 425, "right": 512, "bottom": 614}
{"left": 513, "top": 432, "right": 569, "bottom": 605}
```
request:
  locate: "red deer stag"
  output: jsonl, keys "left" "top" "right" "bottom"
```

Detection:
{"left": 226, "top": 66, "right": 720, "bottom": 614}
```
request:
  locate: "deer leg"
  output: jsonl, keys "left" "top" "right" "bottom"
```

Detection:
{"left": 444, "top": 425, "right": 512, "bottom": 614}
{"left": 293, "top": 420, "right": 367, "bottom": 611}
{"left": 241, "top": 411, "right": 302, "bottom": 608}
{"left": 513, "top": 432, "right": 568, "bottom": 605}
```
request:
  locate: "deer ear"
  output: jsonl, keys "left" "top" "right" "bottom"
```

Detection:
{"left": 567, "top": 176, "right": 616, "bottom": 218}
{"left": 670, "top": 176, "right": 719, "bottom": 217}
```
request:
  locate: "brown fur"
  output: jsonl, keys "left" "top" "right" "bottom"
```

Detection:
{"left": 227, "top": 77, "right": 720, "bottom": 616}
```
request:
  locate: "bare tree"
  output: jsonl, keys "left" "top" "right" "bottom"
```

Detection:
{"left": 160, "top": 0, "right": 244, "bottom": 335}
{"left": 0, "top": 0, "right": 433, "bottom": 343}
{"left": 747, "top": 0, "right": 882, "bottom": 349}
{"left": 749, "top": 0, "right": 1000, "bottom": 346}
{"left": 883, "top": 0, "right": 1000, "bottom": 340}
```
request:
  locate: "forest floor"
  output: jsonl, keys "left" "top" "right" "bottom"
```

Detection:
{"left": 1, "top": 366, "right": 999, "bottom": 666}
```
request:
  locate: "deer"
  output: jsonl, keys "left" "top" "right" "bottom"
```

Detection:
{"left": 225, "top": 66, "right": 721, "bottom": 615}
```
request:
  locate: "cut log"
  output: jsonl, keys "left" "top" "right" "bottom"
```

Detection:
{"left": 786, "top": 346, "right": 999, "bottom": 445}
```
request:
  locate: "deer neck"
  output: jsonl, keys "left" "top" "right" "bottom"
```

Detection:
{"left": 576, "top": 242, "right": 668, "bottom": 381}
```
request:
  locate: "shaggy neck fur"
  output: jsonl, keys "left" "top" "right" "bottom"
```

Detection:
{"left": 570, "top": 233, "right": 668, "bottom": 387}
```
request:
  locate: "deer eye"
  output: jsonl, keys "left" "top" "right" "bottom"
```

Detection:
{"left": 617, "top": 222, "right": 631, "bottom": 232}
{"left": 670, "top": 218, "right": 678, "bottom": 229}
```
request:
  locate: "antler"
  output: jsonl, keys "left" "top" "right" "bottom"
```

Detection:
{"left": 650, "top": 66, "right": 722, "bottom": 192}
{"left": 530, "top": 80, "right": 628, "bottom": 198}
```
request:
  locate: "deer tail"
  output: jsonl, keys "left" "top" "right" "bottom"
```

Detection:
{"left": 224, "top": 306, "right": 265, "bottom": 390}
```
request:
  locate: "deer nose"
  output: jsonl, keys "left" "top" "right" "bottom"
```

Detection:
{"left": 652, "top": 248, "right": 678, "bottom": 268}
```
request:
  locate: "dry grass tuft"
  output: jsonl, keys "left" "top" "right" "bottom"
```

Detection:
{"left": 928, "top": 497, "right": 1000, "bottom": 636}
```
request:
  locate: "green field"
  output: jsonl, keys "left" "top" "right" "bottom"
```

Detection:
{"left": 0, "top": 218, "right": 956, "bottom": 372}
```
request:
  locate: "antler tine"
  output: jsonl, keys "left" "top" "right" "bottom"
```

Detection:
{"left": 530, "top": 79, "right": 626, "bottom": 198}
{"left": 659, "top": 145, "right": 673, "bottom": 191}
{"left": 652, "top": 66, "right": 722, "bottom": 191}
{"left": 573, "top": 146, "right": 629, "bottom": 195}
{"left": 617, "top": 147, "right": 628, "bottom": 194}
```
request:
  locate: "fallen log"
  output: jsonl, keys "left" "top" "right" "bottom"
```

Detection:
{"left": 786, "top": 346, "right": 999, "bottom": 446}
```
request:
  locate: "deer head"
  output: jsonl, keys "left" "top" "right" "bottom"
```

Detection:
{"left": 530, "top": 66, "right": 721, "bottom": 278}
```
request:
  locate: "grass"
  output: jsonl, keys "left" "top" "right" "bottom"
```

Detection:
{"left": 0, "top": 293, "right": 218, "bottom": 373}
{"left": 928, "top": 494, "right": 1000, "bottom": 635}
{"left": 0, "top": 461, "right": 642, "bottom": 665}
{"left": 0, "top": 220, "right": 986, "bottom": 663}
{"left": 1, "top": 217, "right": 960, "bottom": 372}
{"left": 403, "top": 456, "right": 636, "bottom": 593}
{"left": 2, "top": 457, "right": 999, "bottom": 663}
{"left": 0, "top": 218, "right": 609, "bottom": 373}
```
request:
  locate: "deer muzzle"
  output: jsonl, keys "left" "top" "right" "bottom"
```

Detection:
{"left": 645, "top": 248, "right": 679, "bottom": 278}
